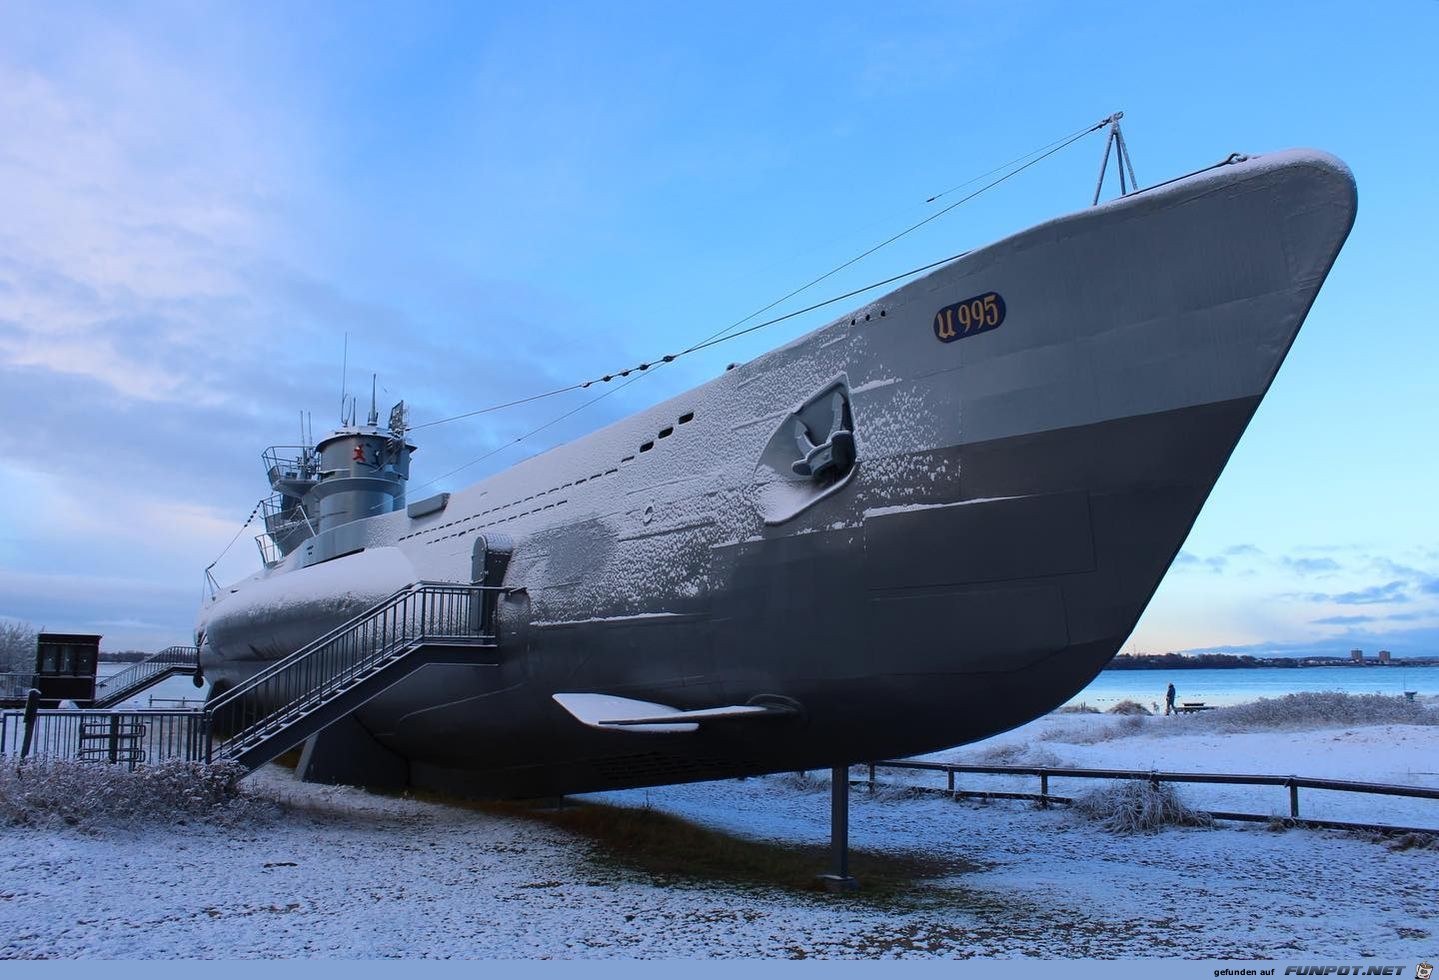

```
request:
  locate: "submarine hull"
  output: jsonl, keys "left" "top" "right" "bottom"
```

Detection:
{"left": 199, "top": 149, "right": 1357, "bottom": 797}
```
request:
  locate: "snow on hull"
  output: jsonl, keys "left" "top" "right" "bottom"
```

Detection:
{"left": 193, "top": 151, "right": 1359, "bottom": 798}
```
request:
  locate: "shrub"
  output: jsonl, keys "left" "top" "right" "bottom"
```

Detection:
{"left": 0, "top": 758, "right": 273, "bottom": 832}
{"left": 1056, "top": 702, "right": 1101, "bottom": 714}
{"left": 1107, "top": 700, "right": 1152, "bottom": 716}
{"left": 1198, "top": 692, "right": 1438, "bottom": 730}
{"left": 1073, "top": 779, "right": 1213, "bottom": 833}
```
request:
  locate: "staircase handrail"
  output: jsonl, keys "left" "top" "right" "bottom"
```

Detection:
{"left": 204, "top": 581, "right": 496, "bottom": 719}
{"left": 93, "top": 646, "right": 199, "bottom": 704}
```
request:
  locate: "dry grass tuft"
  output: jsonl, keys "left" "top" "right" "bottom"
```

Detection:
{"left": 1193, "top": 692, "right": 1438, "bottom": 731}
{"left": 970, "top": 743, "right": 1066, "bottom": 768}
{"left": 1073, "top": 779, "right": 1213, "bottom": 833}
{"left": 0, "top": 758, "right": 275, "bottom": 832}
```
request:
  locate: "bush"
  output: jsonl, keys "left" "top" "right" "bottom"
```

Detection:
{"left": 1107, "top": 700, "right": 1152, "bottom": 716}
{"left": 1073, "top": 779, "right": 1213, "bottom": 833}
{"left": 1197, "top": 692, "right": 1438, "bottom": 730}
{"left": 0, "top": 758, "right": 273, "bottom": 832}
{"left": 1056, "top": 702, "right": 1101, "bottom": 714}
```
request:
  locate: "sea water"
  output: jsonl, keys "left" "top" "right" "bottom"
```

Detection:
{"left": 1068, "top": 665, "right": 1432, "bottom": 710}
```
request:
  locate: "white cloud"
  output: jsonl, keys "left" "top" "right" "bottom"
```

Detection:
{"left": 0, "top": 29, "right": 300, "bottom": 403}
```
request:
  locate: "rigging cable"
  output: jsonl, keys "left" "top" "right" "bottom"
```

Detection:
{"left": 408, "top": 113, "right": 1116, "bottom": 434}
{"left": 208, "top": 114, "right": 1129, "bottom": 570}
{"left": 403, "top": 247, "right": 972, "bottom": 490}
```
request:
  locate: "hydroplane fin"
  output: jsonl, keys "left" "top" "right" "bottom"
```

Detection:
{"left": 552, "top": 693, "right": 798, "bottom": 733}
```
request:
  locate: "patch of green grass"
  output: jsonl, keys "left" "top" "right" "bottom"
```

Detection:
{"left": 480, "top": 796, "right": 971, "bottom": 900}
{"left": 270, "top": 748, "right": 302, "bottom": 770}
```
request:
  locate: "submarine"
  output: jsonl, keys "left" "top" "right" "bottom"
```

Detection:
{"left": 196, "top": 146, "right": 1357, "bottom": 797}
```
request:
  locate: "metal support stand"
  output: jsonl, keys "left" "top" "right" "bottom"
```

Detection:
{"left": 816, "top": 764, "right": 859, "bottom": 892}
{"left": 1092, "top": 111, "right": 1140, "bottom": 206}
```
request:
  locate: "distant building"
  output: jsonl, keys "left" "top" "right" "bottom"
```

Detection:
{"left": 1378, "top": 649, "right": 1392, "bottom": 664}
{"left": 1350, "top": 649, "right": 1364, "bottom": 663}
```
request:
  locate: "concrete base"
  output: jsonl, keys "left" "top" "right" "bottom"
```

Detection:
{"left": 815, "top": 874, "right": 859, "bottom": 893}
{"left": 297, "top": 714, "right": 409, "bottom": 790}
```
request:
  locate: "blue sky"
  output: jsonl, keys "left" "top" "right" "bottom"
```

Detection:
{"left": 0, "top": 0, "right": 1435, "bottom": 654}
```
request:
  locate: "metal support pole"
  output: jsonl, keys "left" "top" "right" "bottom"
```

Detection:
{"left": 817, "top": 765, "right": 859, "bottom": 892}
{"left": 1092, "top": 131, "right": 1115, "bottom": 206}
{"left": 1115, "top": 122, "right": 1139, "bottom": 192}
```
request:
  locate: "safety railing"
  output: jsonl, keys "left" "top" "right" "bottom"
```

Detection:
{"left": 0, "top": 673, "right": 38, "bottom": 703}
{"left": 262, "top": 445, "right": 321, "bottom": 489}
{"left": 1, "top": 709, "right": 206, "bottom": 770}
{"left": 204, "top": 582, "right": 497, "bottom": 763}
{"left": 861, "top": 760, "right": 1439, "bottom": 836}
{"left": 91, "top": 646, "right": 200, "bottom": 709}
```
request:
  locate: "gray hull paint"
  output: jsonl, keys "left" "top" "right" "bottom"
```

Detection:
{"left": 199, "top": 149, "right": 1356, "bottom": 798}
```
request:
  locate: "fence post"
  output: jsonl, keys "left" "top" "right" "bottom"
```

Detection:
{"left": 867, "top": 764, "right": 876, "bottom": 793}
{"left": 947, "top": 769, "right": 955, "bottom": 798}
{"left": 1040, "top": 770, "right": 1050, "bottom": 808}
{"left": 108, "top": 714, "right": 120, "bottom": 764}
{"left": 1289, "top": 779, "right": 1300, "bottom": 820}
{"left": 19, "top": 689, "right": 40, "bottom": 761}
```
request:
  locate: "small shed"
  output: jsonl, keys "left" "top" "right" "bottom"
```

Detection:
{"left": 33, "top": 632, "right": 102, "bottom": 705}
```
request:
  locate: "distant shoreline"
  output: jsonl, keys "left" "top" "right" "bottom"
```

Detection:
{"left": 1105, "top": 654, "right": 1439, "bottom": 671}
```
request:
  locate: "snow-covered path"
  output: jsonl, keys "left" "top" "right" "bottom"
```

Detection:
{"left": 3, "top": 724, "right": 1437, "bottom": 960}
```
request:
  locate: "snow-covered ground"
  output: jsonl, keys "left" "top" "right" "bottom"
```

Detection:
{"left": 914, "top": 709, "right": 1439, "bottom": 829}
{"left": 2, "top": 712, "right": 1437, "bottom": 959}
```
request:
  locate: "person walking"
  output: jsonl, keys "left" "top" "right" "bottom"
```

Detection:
{"left": 1165, "top": 682, "right": 1177, "bottom": 716}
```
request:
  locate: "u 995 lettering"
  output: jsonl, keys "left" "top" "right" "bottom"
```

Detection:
{"left": 934, "top": 292, "right": 1006, "bottom": 342}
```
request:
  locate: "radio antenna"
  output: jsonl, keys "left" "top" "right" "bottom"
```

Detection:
{"left": 339, "top": 333, "right": 349, "bottom": 424}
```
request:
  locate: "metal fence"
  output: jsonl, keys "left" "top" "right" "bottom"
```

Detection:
{"left": 0, "top": 673, "right": 38, "bottom": 702}
{"left": 1, "top": 709, "right": 206, "bottom": 770}
{"left": 863, "top": 760, "right": 1439, "bottom": 836}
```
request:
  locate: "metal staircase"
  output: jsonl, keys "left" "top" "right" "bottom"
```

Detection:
{"left": 91, "top": 645, "right": 200, "bottom": 709}
{"left": 202, "top": 582, "right": 501, "bottom": 771}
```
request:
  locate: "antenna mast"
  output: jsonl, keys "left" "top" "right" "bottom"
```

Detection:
{"left": 339, "top": 332, "right": 349, "bottom": 424}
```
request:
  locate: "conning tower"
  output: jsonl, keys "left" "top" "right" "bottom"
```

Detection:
{"left": 310, "top": 400, "right": 414, "bottom": 533}
{"left": 255, "top": 391, "right": 414, "bottom": 566}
